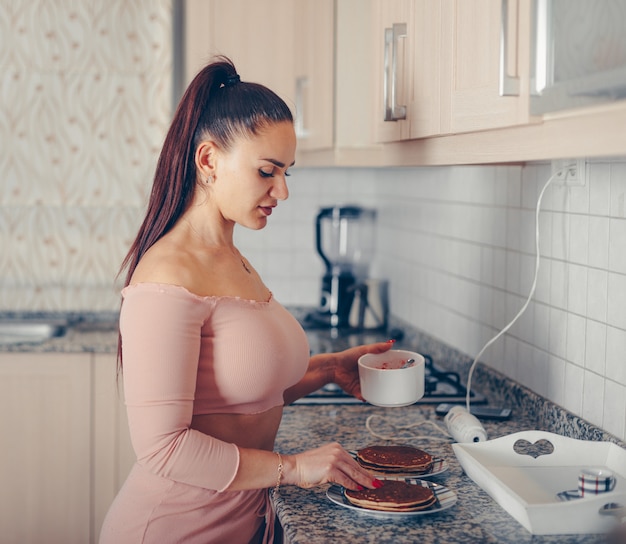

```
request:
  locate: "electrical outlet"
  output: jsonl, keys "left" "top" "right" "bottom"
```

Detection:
{"left": 551, "top": 158, "right": 587, "bottom": 186}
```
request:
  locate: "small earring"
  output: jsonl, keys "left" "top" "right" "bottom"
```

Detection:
{"left": 205, "top": 174, "right": 214, "bottom": 184}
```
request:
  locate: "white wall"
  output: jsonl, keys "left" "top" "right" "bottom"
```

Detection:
{"left": 245, "top": 161, "right": 626, "bottom": 441}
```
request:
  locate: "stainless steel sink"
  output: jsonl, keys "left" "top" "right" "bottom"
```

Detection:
{"left": 0, "top": 319, "right": 68, "bottom": 345}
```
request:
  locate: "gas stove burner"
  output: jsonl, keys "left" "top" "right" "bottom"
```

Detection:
{"left": 423, "top": 355, "right": 470, "bottom": 397}
{"left": 294, "top": 351, "right": 486, "bottom": 405}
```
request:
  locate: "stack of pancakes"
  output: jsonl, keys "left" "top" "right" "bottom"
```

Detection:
{"left": 355, "top": 444, "right": 433, "bottom": 475}
{"left": 345, "top": 480, "right": 436, "bottom": 512}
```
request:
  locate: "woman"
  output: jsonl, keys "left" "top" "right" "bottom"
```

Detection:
{"left": 99, "top": 57, "right": 392, "bottom": 544}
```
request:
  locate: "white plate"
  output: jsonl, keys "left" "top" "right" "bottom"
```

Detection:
{"left": 350, "top": 451, "right": 448, "bottom": 479}
{"left": 326, "top": 479, "right": 457, "bottom": 520}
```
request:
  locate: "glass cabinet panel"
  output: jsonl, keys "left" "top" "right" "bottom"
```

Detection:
{"left": 531, "top": 0, "right": 626, "bottom": 114}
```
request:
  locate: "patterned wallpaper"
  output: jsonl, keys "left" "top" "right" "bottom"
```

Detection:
{"left": 0, "top": 0, "right": 173, "bottom": 311}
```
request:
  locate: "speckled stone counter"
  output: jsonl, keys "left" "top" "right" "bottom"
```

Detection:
{"left": 274, "top": 404, "right": 625, "bottom": 544}
{"left": 0, "top": 312, "right": 118, "bottom": 353}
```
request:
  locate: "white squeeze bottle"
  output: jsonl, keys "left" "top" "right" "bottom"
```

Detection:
{"left": 444, "top": 405, "right": 488, "bottom": 443}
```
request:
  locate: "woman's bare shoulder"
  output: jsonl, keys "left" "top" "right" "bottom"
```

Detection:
{"left": 130, "top": 238, "right": 200, "bottom": 287}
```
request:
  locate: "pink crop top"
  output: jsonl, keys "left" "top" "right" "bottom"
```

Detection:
{"left": 119, "top": 282, "right": 309, "bottom": 491}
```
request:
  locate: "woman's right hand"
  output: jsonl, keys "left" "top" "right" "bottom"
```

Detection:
{"left": 284, "top": 442, "right": 381, "bottom": 491}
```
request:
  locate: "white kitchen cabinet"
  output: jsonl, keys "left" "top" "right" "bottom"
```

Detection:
{"left": 331, "top": 0, "right": 379, "bottom": 153}
{"left": 409, "top": 0, "right": 445, "bottom": 138}
{"left": 185, "top": 0, "right": 382, "bottom": 163}
{"left": 372, "top": 0, "right": 531, "bottom": 141}
{"left": 441, "top": 0, "right": 533, "bottom": 134}
{"left": 0, "top": 353, "right": 91, "bottom": 544}
{"left": 0, "top": 351, "right": 135, "bottom": 544}
{"left": 184, "top": 0, "right": 296, "bottom": 107}
{"left": 371, "top": 0, "right": 413, "bottom": 142}
{"left": 371, "top": 0, "right": 446, "bottom": 141}
{"left": 183, "top": 0, "right": 334, "bottom": 153}
{"left": 293, "top": 0, "right": 335, "bottom": 152}
{"left": 184, "top": 0, "right": 626, "bottom": 166}
{"left": 92, "top": 353, "right": 135, "bottom": 543}
{"left": 363, "top": 0, "right": 626, "bottom": 164}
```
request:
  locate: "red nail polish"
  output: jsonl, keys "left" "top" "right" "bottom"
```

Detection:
{"left": 373, "top": 479, "right": 384, "bottom": 488}
{"left": 386, "top": 339, "right": 396, "bottom": 344}
{"left": 357, "top": 485, "right": 365, "bottom": 491}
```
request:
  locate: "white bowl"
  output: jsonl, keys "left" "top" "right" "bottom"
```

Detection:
{"left": 358, "top": 349, "right": 425, "bottom": 407}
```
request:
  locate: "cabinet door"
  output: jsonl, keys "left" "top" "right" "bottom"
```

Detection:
{"left": 293, "top": 0, "right": 334, "bottom": 151}
{"left": 92, "top": 354, "right": 135, "bottom": 543}
{"left": 334, "top": 0, "right": 376, "bottom": 150}
{"left": 442, "top": 0, "right": 531, "bottom": 133}
{"left": 372, "top": 0, "right": 414, "bottom": 142}
{"left": 185, "top": 0, "right": 296, "bottom": 112}
{"left": 409, "top": 0, "right": 444, "bottom": 138}
{"left": 0, "top": 353, "right": 91, "bottom": 544}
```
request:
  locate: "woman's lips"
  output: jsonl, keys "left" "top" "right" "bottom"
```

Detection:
{"left": 259, "top": 206, "right": 274, "bottom": 216}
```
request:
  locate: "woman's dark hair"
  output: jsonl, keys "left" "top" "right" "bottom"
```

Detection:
{"left": 116, "top": 56, "right": 293, "bottom": 371}
{"left": 120, "top": 56, "right": 293, "bottom": 286}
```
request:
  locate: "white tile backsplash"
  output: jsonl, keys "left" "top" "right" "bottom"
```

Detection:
{"left": 548, "top": 354, "right": 567, "bottom": 407}
{"left": 606, "top": 326, "right": 626, "bottom": 385}
{"left": 587, "top": 268, "right": 609, "bottom": 322}
{"left": 567, "top": 263, "right": 588, "bottom": 315}
{"left": 607, "top": 272, "right": 626, "bottom": 329}
{"left": 566, "top": 313, "right": 586, "bottom": 367}
{"left": 585, "top": 319, "right": 607, "bottom": 375}
{"left": 610, "top": 163, "right": 626, "bottom": 218}
{"left": 563, "top": 362, "right": 585, "bottom": 414}
{"left": 609, "top": 218, "right": 626, "bottom": 273}
{"left": 603, "top": 379, "right": 626, "bottom": 439}
{"left": 582, "top": 370, "right": 605, "bottom": 427}
{"left": 244, "top": 159, "right": 626, "bottom": 441}
{"left": 588, "top": 216, "right": 610, "bottom": 269}
{"left": 589, "top": 163, "right": 611, "bottom": 215}
{"left": 569, "top": 214, "right": 589, "bottom": 265}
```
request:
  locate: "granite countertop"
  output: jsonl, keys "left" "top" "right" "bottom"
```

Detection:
{"left": 0, "top": 312, "right": 119, "bottom": 353}
{"left": 274, "top": 404, "right": 621, "bottom": 544}
{"left": 2, "top": 311, "right": 625, "bottom": 541}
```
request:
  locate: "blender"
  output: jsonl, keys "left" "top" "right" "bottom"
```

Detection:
{"left": 309, "top": 205, "right": 377, "bottom": 328}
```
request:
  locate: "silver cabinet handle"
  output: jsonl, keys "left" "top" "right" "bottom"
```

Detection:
{"left": 531, "top": 0, "right": 551, "bottom": 95}
{"left": 295, "top": 76, "right": 309, "bottom": 138}
{"left": 383, "top": 22, "right": 407, "bottom": 121}
{"left": 499, "top": 0, "right": 521, "bottom": 96}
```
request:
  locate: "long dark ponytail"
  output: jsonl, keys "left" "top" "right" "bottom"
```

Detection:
{"left": 119, "top": 56, "right": 292, "bottom": 286}
{"left": 117, "top": 56, "right": 293, "bottom": 370}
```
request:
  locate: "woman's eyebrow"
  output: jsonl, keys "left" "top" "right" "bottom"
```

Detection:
{"left": 261, "top": 158, "right": 296, "bottom": 168}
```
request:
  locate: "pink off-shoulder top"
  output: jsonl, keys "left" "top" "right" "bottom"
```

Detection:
{"left": 99, "top": 282, "right": 310, "bottom": 543}
{"left": 119, "top": 282, "right": 310, "bottom": 491}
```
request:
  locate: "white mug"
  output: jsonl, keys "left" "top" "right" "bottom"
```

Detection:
{"left": 358, "top": 349, "right": 425, "bottom": 407}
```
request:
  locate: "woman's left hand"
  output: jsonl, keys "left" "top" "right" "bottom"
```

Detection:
{"left": 332, "top": 340, "right": 395, "bottom": 401}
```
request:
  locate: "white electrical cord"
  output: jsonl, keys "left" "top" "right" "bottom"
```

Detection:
{"left": 465, "top": 167, "right": 565, "bottom": 412}
{"left": 365, "top": 414, "right": 452, "bottom": 442}
{"left": 362, "top": 167, "right": 566, "bottom": 444}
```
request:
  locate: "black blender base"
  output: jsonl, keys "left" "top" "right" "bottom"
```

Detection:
{"left": 301, "top": 310, "right": 342, "bottom": 329}
{"left": 300, "top": 310, "right": 389, "bottom": 333}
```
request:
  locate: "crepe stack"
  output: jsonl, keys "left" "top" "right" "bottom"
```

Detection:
{"left": 355, "top": 444, "right": 433, "bottom": 475}
{"left": 345, "top": 480, "right": 436, "bottom": 512}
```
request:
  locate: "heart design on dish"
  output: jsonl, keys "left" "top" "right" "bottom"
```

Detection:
{"left": 512, "top": 438, "right": 555, "bottom": 459}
